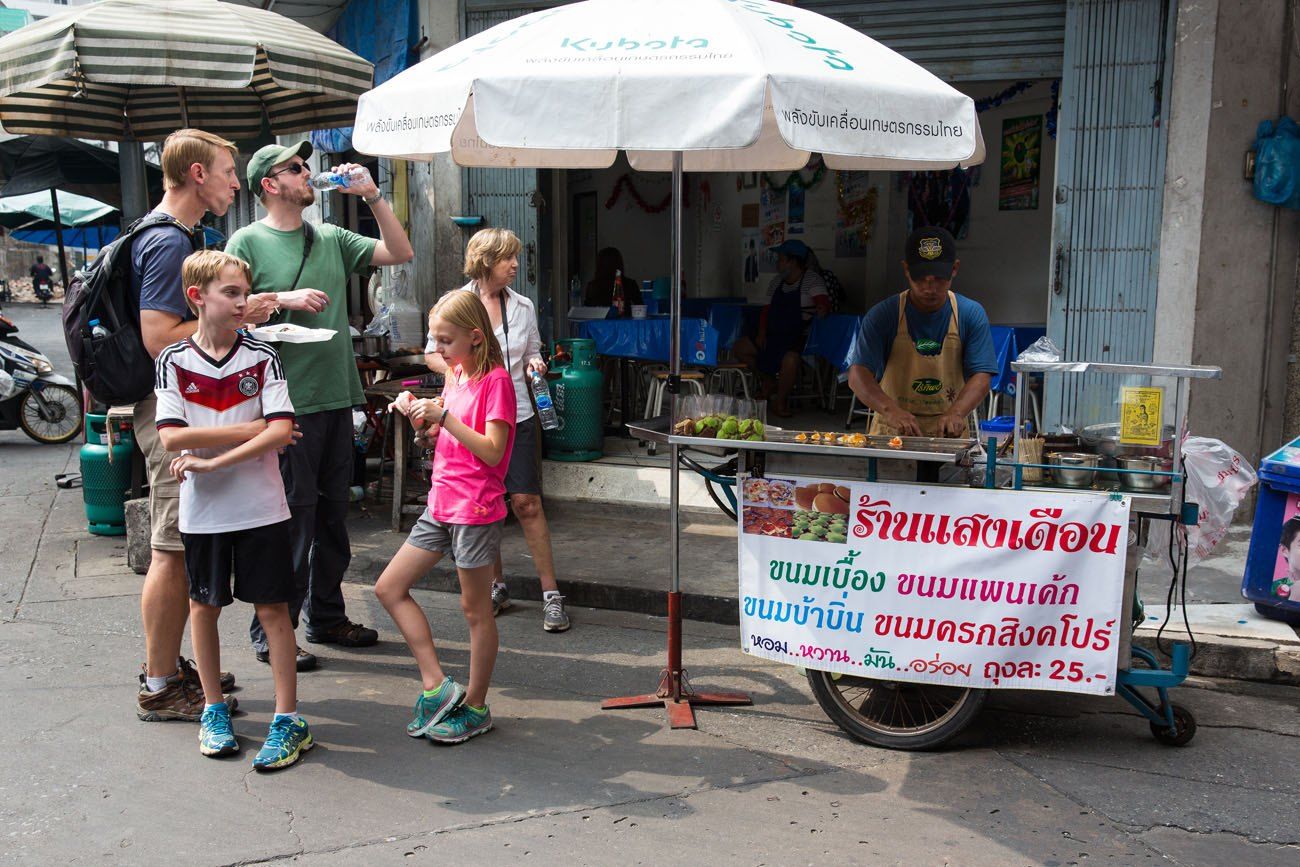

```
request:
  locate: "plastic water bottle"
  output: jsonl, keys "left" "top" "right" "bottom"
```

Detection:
{"left": 569, "top": 275, "right": 582, "bottom": 310}
{"left": 309, "top": 166, "right": 371, "bottom": 191}
{"left": 89, "top": 318, "right": 108, "bottom": 339}
{"left": 530, "top": 371, "right": 559, "bottom": 430}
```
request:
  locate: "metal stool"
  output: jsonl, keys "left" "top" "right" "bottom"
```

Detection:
{"left": 708, "top": 362, "right": 754, "bottom": 399}
{"left": 644, "top": 370, "right": 706, "bottom": 420}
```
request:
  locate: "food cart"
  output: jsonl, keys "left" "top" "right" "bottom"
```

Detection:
{"left": 627, "top": 358, "right": 1220, "bottom": 750}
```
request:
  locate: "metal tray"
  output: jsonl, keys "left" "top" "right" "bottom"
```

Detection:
{"left": 627, "top": 417, "right": 976, "bottom": 464}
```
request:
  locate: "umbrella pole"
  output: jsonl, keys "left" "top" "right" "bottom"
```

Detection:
{"left": 49, "top": 189, "right": 71, "bottom": 303}
{"left": 602, "top": 152, "right": 751, "bottom": 729}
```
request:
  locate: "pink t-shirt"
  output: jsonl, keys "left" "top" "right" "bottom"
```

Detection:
{"left": 427, "top": 365, "right": 516, "bottom": 525}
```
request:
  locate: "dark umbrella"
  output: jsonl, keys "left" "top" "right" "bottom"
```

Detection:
{"left": 0, "top": 136, "right": 163, "bottom": 208}
{"left": 0, "top": 136, "right": 164, "bottom": 288}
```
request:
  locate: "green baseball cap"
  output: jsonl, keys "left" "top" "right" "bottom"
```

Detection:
{"left": 246, "top": 140, "right": 313, "bottom": 194}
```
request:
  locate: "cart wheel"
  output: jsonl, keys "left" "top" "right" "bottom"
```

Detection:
{"left": 805, "top": 669, "right": 986, "bottom": 751}
{"left": 1150, "top": 703, "right": 1196, "bottom": 746}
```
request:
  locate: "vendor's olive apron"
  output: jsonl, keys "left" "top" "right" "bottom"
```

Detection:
{"left": 868, "top": 291, "right": 965, "bottom": 438}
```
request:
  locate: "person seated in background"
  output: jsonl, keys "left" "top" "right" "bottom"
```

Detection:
{"left": 583, "top": 247, "right": 642, "bottom": 315}
{"left": 732, "top": 239, "right": 829, "bottom": 417}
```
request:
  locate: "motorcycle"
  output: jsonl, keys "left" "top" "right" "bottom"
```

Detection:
{"left": 0, "top": 311, "right": 83, "bottom": 444}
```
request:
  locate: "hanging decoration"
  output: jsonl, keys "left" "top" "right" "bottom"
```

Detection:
{"left": 905, "top": 168, "right": 973, "bottom": 239}
{"left": 974, "top": 80, "right": 1036, "bottom": 114}
{"left": 760, "top": 155, "right": 827, "bottom": 194}
{"left": 604, "top": 173, "right": 690, "bottom": 213}
{"left": 1046, "top": 78, "right": 1060, "bottom": 140}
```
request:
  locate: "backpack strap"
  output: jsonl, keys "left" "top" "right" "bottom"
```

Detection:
{"left": 288, "top": 221, "right": 315, "bottom": 292}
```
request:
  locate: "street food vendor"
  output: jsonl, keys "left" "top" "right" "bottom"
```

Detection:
{"left": 846, "top": 226, "right": 997, "bottom": 440}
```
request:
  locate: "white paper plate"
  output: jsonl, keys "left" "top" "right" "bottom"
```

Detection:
{"left": 248, "top": 325, "right": 337, "bottom": 344}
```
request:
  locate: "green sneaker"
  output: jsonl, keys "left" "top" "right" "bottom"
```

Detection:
{"left": 198, "top": 704, "right": 239, "bottom": 757}
{"left": 427, "top": 703, "right": 493, "bottom": 744}
{"left": 406, "top": 678, "right": 465, "bottom": 738}
{"left": 252, "top": 716, "right": 313, "bottom": 772}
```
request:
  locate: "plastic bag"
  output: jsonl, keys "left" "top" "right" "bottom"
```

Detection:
{"left": 0, "top": 368, "right": 16, "bottom": 400}
{"left": 1181, "top": 436, "right": 1258, "bottom": 562}
{"left": 1016, "top": 335, "right": 1063, "bottom": 364}
{"left": 1253, "top": 116, "right": 1300, "bottom": 210}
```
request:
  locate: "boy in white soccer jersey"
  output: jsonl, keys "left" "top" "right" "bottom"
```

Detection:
{"left": 154, "top": 250, "right": 311, "bottom": 771}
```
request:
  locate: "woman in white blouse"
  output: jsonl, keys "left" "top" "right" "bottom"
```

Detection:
{"left": 424, "top": 228, "right": 569, "bottom": 632}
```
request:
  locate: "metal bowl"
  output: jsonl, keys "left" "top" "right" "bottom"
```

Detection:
{"left": 1049, "top": 452, "right": 1100, "bottom": 488}
{"left": 1117, "top": 455, "right": 1172, "bottom": 492}
{"left": 1080, "top": 422, "right": 1174, "bottom": 481}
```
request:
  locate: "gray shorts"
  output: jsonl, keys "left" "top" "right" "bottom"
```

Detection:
{"left": 407, "top": 512, "right": 501, "bottom": 569}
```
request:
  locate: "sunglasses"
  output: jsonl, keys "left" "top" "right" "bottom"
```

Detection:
{"left": 268, "top": 162, "right": 309, "bottom": 178}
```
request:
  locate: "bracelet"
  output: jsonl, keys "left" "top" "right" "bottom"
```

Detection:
{"left": 439, "top": 406, "right": 450, "bottom": 426}
{"left": 363, "top": 192, "right": 383, "bottom": 206}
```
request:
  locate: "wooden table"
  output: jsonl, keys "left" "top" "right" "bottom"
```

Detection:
{"left": 363, "top": 381, "right": 441, "bottom": 531}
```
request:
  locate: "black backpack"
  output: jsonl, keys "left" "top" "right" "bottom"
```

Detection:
{"left": 62, "top": 213, "right": 201, "bottom": 406}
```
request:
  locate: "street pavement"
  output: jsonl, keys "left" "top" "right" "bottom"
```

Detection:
{"left": 3, "top": 302, "right": 1299, "bottom": 866}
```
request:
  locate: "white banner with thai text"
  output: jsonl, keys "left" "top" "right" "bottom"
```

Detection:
{"left": 738, "top": 477, "right": 1130, "bottom": 695}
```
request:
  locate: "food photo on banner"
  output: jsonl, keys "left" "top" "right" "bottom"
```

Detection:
{"left": 738, "top": 478, "right": 1131, "bottom": 695}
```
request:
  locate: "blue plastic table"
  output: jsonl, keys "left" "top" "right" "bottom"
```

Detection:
{"left": 803, "top": 313, "right": 863, "bottom": 373}
{"left": 578, "top": 317, "right": 719, "bottom": 367}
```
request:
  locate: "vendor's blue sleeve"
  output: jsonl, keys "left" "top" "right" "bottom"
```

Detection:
{"left": 956, "top": 295, "right": 999, "bottom": 377}
{"left": 846, "top": 298, "right": 898, "bottom": 379}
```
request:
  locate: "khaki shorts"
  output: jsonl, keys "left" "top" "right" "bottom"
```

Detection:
{"left": 130, "top": 394, "right": 183, "bottom": 552}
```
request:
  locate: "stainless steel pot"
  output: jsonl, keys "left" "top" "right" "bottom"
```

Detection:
{"left": 1080, "top": 422, "right": 1174, "bottom": 481}
{"left": 1117, "top": 455, "right": 1172, "bottom": 492}
{"left": 1049, "top": 452, "right": 1100, "bottom": 488}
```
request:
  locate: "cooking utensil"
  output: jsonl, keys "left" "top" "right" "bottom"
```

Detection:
{"left": 1049, "top": 452, "right": 1100, "bottom": 488}
{"left": 1117, "top": 455, "right": 1172, "bottom": 492}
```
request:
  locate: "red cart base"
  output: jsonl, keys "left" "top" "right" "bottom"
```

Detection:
{"left": 602, "top": 668, "right": 752, "bottom": 730}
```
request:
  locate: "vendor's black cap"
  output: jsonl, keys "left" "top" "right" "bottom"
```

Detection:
{"left": 905, "top": 226, "right": 957, "bottom": 279}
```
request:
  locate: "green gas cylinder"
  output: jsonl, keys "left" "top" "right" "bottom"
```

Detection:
{"left": 80, "top": 414, "right": 134, "bottom": 536}
{"left": 543, "top": 338, "right": 604, "bottom": 462}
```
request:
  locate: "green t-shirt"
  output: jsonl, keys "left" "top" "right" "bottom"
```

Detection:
{"left": 226, "top": 221, "right": 377, "bottom": 415}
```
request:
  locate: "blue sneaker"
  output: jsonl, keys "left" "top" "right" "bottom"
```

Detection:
{"left": 406, "top": 678, "right": 465, "bottom": 738}
{"left": 252, "top": 716, "right": 313, "bottom": 772}
{"left": 427, "top": 703, "right": 493, "bottom": 744}
{"left": 198, "top": 703, "right": 239, "bottom": 757}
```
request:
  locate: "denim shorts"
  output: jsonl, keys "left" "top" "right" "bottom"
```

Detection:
{"left": 407, "top": 512, "right": 501, "bottom": 569}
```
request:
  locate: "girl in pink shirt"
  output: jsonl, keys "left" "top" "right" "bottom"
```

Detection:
{"left": 376, "top": 291, "right": 516, "bottom": 744}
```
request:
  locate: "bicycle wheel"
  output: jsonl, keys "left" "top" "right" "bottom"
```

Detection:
{"left": 806, "top": 669, "right": 986, "bottom": 751}
{"left": 19, "top": 384, "right": 83, "bottom": 444}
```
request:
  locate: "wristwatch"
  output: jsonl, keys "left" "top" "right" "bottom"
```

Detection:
{"left": 363, "top": 192, "right": 383, "bottom": 206}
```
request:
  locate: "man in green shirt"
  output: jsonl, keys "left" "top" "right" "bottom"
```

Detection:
{"left": 231, "top": 141, "right": 413, "bottom": 667}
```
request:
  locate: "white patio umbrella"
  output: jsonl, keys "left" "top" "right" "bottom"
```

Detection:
{"left": 353, "top": 0, "right": 985, "bottom": 729}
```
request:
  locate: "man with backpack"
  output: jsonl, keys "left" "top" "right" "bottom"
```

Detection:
{"left": 129, "top": 129, "right": 328, "bottom": 722}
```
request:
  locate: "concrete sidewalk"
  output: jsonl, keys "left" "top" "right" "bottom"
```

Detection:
{"left": 349, "top": 500, "right": 1300, "bottom": 684}
{"left": 4, "top": 430, "right": 1300, "bottom": 865}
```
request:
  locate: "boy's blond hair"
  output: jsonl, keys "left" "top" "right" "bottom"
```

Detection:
{"left": 463, "top": 228, "right": 522, "bottom": 283}
{"left": 182, "top": 250, "right": 252, "bottom": 315}
{"left": 430, "top": 290, "right": 505, "bottom": 380}
{"left": 162, "top": 128, "right": 238, "bottom": 191}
